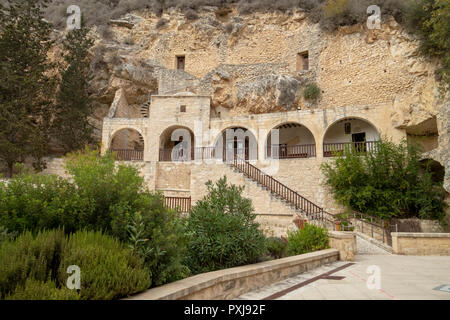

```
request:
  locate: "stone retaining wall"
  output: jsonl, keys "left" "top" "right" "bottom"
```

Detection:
{"left": 391, "top": 232, "right": 450, "bottom": 256}
{"left": 127, "top": 248, "right": 339, "bottom": 300}
{"left": 328, "top": 231, "right": 357, "bottom": 261}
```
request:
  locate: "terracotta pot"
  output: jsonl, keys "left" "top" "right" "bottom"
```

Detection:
{"left": 334, "top": 220, "right": 341, "bottom": 231}
{"left": 293, "top": 217, "right": 306, "bottom": 230}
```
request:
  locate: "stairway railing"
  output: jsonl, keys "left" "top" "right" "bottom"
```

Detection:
{"left": 231, "top": 157, "right": 335, "bottom": 224}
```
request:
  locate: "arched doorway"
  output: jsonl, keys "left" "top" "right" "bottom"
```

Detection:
{"left": 159, "top": 125, "right": 195, "bottom": 162}
{"left": 214, "top": 127, "right": 258, "bottom": 161}
{"left": 266, "top": 122, "right": 316, "bottom": 159}
{"left": 323, "top": 118, "right": 380, "bottom": 157}
{"left": 110, "top": 128, "right": 144, "bottom": 161}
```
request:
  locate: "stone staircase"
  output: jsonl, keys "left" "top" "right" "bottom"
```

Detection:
{"left": 228, "top": 158, "right": 336, "bottom": 232}
{"left": 140, "top": 101, "right": 150, "bottom": 118}
{"left": 138, "top": 96, "right": 151, "bottom": 145}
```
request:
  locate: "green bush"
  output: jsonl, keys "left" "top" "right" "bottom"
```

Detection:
{"left": 66, "top": 148, "right": 189, "bottom": 287}
{"left": 58, "top": 230, "right": 151, "bottom": 300}
{"left": 0, "top": 229, "right": 66, "bottom": 299}
{"left": 321, "top": 139, "right": 447, "bottom": 220}
{"left": 0, "top": 174, "right": 81, "bottom": 234}
{"left": 303, "top": 82, "right": 321, "bottom": 101}
{"left": 0, "top": 148, "right": 189, "bottom": 287}
{"left": 184, "top": 177, "right": 266, "bottom": 274}
{"left": 6, "top": 279, "right": 80, "bottom": 300}
{"left": 266, "top": 237, "right": 288, "bottom": 259}
{"left": 286, "top": 224, "right": 330, "bottom": 256}
{"left": 0, "top": 226, "right": 16, "bottom": 246}
{"left": 0, "top": 229, "right": 150, "bottom": 300}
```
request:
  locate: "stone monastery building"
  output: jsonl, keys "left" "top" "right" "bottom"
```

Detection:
{"left": 87, "top": 10, "right": 447, "bottom": 236}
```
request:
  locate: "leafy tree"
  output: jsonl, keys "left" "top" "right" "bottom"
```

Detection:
{"left": 0, "top": 0, "right": 56, "bottom": 177}
{"left": 321, "top": 139, "right": 446, "bottom": 220}
{"left": 54, "top": 22, "right": 95, "bottom": 153}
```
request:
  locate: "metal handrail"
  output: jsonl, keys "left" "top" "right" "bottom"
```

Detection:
{"left": 232, "top": 157, "right": 330, "bottom": 222}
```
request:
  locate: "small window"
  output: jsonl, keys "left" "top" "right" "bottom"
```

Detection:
{"left": 180, "top": 105, "right": 186, "bottom": 112}
{"left": 297, "top": 51, "right": 309, "bottom": 71}
{"left": 177, "top": 55, "right": 185, "bottom": 70}
{"left": 344, "top": 122, "right": 351, "bottom": 134}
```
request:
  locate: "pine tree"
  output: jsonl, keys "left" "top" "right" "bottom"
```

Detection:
{"left": 0, "top": 0, "right": 56, "bottom": 177}
{"left": 54, "top": 21, "right": 95, "bottom": 153}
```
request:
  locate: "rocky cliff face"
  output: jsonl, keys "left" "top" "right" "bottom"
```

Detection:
{"left": 68, "top": 6, "right": 448, "bottom": 192}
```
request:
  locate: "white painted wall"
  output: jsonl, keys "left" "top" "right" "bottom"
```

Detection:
{"left": 323, "top": 119, "right": 379, "bottom": 144}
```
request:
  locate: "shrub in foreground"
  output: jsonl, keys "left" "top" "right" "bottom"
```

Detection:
{"left": 58, "top": 230, "right": 151, "bottom": 300}
{"left": 184, "top": 177, "right": 266, "bottom": 274}
{"left": 0, "top": 148, "right": 189, "bottom": 287}
{"left": 0, "top": 229, "right": 66, "bottom": 298}
{"left": 266, "top": 237, "right": 288, "bottom": 259}
{"left": 6, "top": 279, "right": 80, "bottom": 300}
{"left": 0, "top": 229, "right": 150, "bottom": 300}
{"left": 286, "top": 224, "right": 330, "bottom": 256}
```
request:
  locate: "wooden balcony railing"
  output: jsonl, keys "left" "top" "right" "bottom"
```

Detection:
{"left": 164, "top": 196, "right": 191, "bottom": 213}
{"left": 193, "top": 146, "right": 217, "bottom": 160}
{"left": 160, "top": 147, "right": 257, "bottom": 162}
{"left": 111, "top": 149, "right": 144, "bottom": 161}
{"left": 267, "top": 144, "right": 316, "bottom": 159}
{"left": 323, "top": 141, "right": 379, "bottom": 157}
{"left": 159, "top": 148, "right": 194, "bottom": 162}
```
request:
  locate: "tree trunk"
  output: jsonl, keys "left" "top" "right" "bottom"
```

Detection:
{"left": 6, "top": 163, "right": 13, "bottom": 178}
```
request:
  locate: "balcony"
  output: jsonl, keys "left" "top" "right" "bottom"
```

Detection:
{"left": 323, "top": 141, "right": 379, "bottom": 157}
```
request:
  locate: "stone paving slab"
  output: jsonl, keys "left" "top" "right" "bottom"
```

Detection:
{"left": 237, "top": 255, "right": 450, "bottom": 300}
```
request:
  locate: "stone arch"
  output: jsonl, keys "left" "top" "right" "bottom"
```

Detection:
{"left": 213, "top": 125, "right": 258, "bottom": 161}
{"left": 109, "top": 127, "right": 145, "bottom": 161}
{"left": 322, "top": 117, "right": 380, "bottom": 157}
{"left": 265, "top": 121, "right": 317, "bottom": 158}
{"left": 159, "top": 125, "right": 195, "bottom": 162}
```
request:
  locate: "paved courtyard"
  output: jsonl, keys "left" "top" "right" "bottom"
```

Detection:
{"left": 238, "top": 254, "right": 450, "bottom": 300}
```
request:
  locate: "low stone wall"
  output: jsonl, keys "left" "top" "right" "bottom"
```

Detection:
{"left": 391, "top": 232, "right": 450, "bottom": 256}
{"left": 328, "top": 231, "right": 356, "bottom": 261}
{"left": 127, "top": 249, "right": 339, "bottom": 300}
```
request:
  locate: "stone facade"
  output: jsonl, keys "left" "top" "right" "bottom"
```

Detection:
{"left": 42, "top": 6, "right": 450, "bottom": 237}
{"left": 391, "top": 233, "right": 450, "bottom": 256}
{"left": 328, "top": 231, "right": 357, "bottom": 261}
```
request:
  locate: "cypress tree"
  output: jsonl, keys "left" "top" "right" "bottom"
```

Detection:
{"left": 0, "top": 0, "right": 56, "bottom": 177}
{"left": 54, "top": 20, "right": 95, "bottom": 153}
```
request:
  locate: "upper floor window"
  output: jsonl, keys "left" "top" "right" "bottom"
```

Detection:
{"left": 180, "top": 105, "right": 186, "bottom": 113}
{"left": 297, "top": 51, "right": 309, "bottom": 71}
{"left": 177, "top": 55, "right": 185, "bottom": 70}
